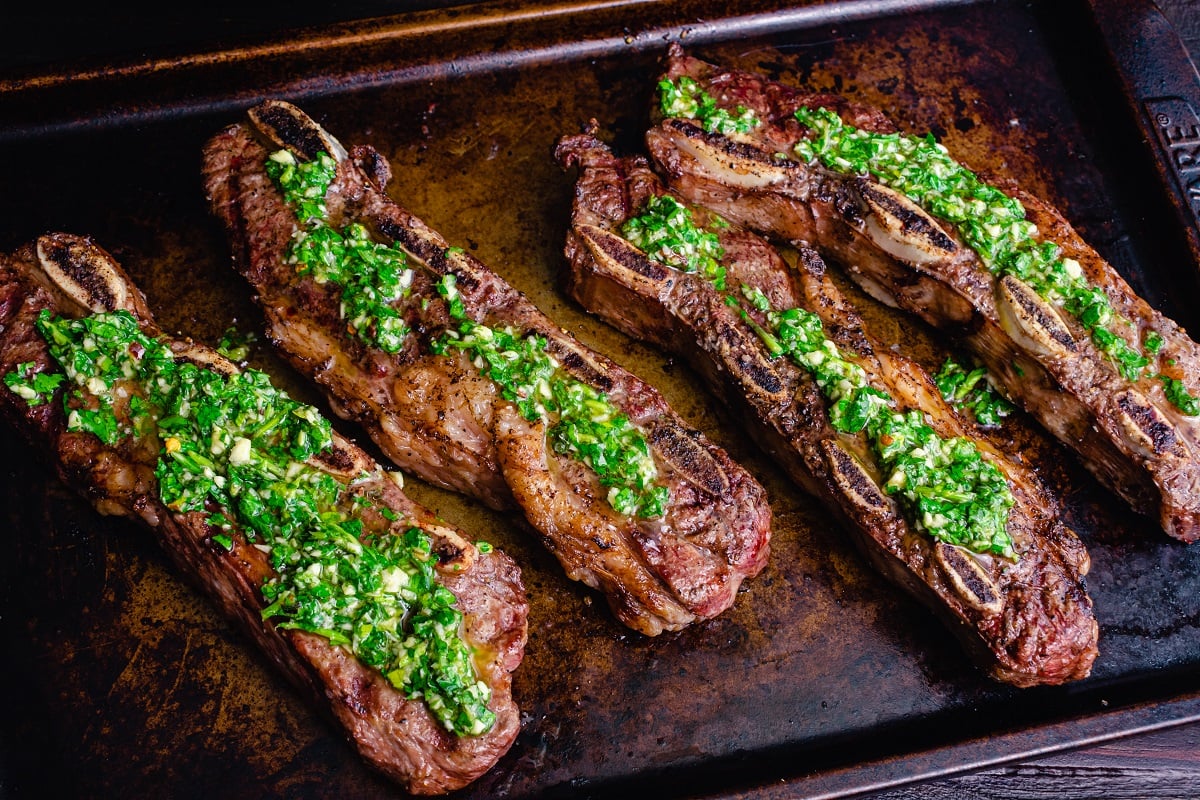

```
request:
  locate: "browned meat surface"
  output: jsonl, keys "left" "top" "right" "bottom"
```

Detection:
{"left": 202, "top": 100, "right": 771, "bottom": 636}
{"left": 644, "top": 44, "right": 1200, "bottom": 542}
{"left": 0, "top": 233, "right": 528, "bottom": 795}
{"left": 557, "top": 132, "right": 1098, "bottom": 686}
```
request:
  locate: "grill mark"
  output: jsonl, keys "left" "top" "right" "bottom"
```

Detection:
{"left": 375, "top": 216, "right": 488, "bottom": 295}
{"left": 376, "top": 218, "right": 435, "bottom": 262}
{"left": 709, "top": 312, "right": 785, "bottom": 396}
{"left": 737, "top": 351, "right": 783, "bottom": 394}
{"left": 548, "top": 343, "right": 614, "bottom": 393}
{"left": 312, "top": 443, "right": 359, "bottom": 473}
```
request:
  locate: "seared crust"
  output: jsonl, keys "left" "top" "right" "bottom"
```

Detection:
{"left": 0, "top": 235, "right": 528, "bottom": 795}
{"left": 202, "top": 102, "right": 772, "bottom": 636}
{"left": 645, "top": 44, "right": 1200, "bottom": 542}
{"left": 556, "top": 132, "right": 1098, "bottom": 686}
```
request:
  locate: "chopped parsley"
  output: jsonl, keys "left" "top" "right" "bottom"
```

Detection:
{"left": 658, "top": 76, "right": 760, "bottom": 136}
{"left": 11, "top": 309, "right": 494, "bottom": 736}
{"left": 215, "top": 325, "right": 257, "bottom": 363}
{"left": 768, "top": 304, "right": 1015, "bottom": 558}
{"left": 1144, "top": 330, "right": 1165, "bottom": 355}
{"left": 621, "top": 194, "right": 727, "bottom": 289}
{"left": 793, "top": 106, "right": 1199, "bottom": 416}
{"left": 624, "top": 196, "right": 1017, "bottom": 558}
{"left": 934, "top": 358, "right": 1015, "bottom": 428}
{"left": 4, "top": 361, "right": 64, "bottom": 406}
{"left": 1160, "top": 374, "right": 1200, "bottom": 416}
{"left": 266, "top": 150, "right": 414, "bottom": 354}
{"left": 430, "top": 275, "right": 669, "bottom": 519}
{"left": 266, "top": 149, "right": 666, "bottom": 519}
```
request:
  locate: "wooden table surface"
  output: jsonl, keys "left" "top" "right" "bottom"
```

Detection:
{"left": 863, "top": 725, "right": 1200, "bottom": 800}
{"left": 864, "top": 2, "right": 1200, "bottom": 798}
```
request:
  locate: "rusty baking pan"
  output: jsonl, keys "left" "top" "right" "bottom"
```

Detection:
{"left": 3, "top": 0, "right": 1200, "bottom": 797}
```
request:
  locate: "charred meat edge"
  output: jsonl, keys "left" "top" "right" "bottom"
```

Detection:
{"left": 0, "top": 233, "right": 529, "bottom": 795}
{"left": 202, "top": 100, "right": 772, "bottom": 637}
{"left": 557, "top": 131, "right": 1097, "bottom": 687}
{"left": 645, "top": 43, "right": 1200, "bottom": 543}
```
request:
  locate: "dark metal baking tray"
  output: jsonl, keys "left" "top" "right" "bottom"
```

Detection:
{"left": 2, "top": 1, "right": 1200, "bottom": 797}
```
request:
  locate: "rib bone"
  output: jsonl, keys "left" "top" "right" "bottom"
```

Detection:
{"left": 173, "top": 343, "right": 240, "bottom": 376}
{"left": 857, "top": 179, "right": 959, "bottom": 266}
{"left": 580, "top": 224, "right": 672, "bottom": 290}
{"left": 650, "top": 422, "right": 731, "bottom": 498}
{"left": 35, "top": 233, "right": 136, "bottom": 315}
{"left": 821, "top": 439, "right": 893, "bottom": 520}
{"left": 935, "top": 542, "right": 1003, "bottom": 616}
{"left": 665, "top": 119, "right": 802, "bottom": 192}
{"left": 248, "top": 99, "right": 349, "bottom": 163}
{"left": 995, "top": 274, "right": 1077, "bottom": 359}
{"left": 1115, "top": 390, "right": 1180, "bottom": 458}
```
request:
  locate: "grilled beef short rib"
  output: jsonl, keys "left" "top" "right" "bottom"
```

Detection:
{"left": 557, "top": 132, "right": 1098, "bottom": 686}
{"left": 0, "top": 233, "right": 529, "bottom": 795}
{"left": 203, "top": 101, "right": 771, "bottom": 636}
{"left": 645, "top": 44, "right": 1200, "bottom": 543}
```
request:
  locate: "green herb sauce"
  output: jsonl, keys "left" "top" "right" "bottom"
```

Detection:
{"left": 622, "top": 194, "right": 727, "bottom": 289}
{"left": 266, "top": 150, "right": 669, "bottom": 520}
{"left": 792, "top": 106, "right": 1199, "bottom": 416}
{"left": 1144, "top": 330, "right": 1165, "bottom": 355}
{"left": 934, "top": 358, "right": 1015, "bottom": 428}
{"left": 625, "top": 197, "right": 1017, "bottom": 558}
{"left": 430, "top": 275, "right": 669, "bottom": 519}
{"left": 1161, "top": 374, "right": 1200, "bottom": 416}
{"left": 658, "top": 76, "right": 760, "bottom": 136}
{"left": 216, "top": 325, "right": 257, "bottom": 363}
{"left": 12, "top": 309, "right": 494, "bottom": 736}
{"left": 266, "top": 150, "right": 413, "bottom": 354}
{"left": 4, "top": 361, "right": 64, "bottom": 406}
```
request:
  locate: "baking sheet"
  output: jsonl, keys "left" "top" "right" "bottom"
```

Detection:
{"left": 3, "top": 1, "right": 1200, "bottom": 797}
